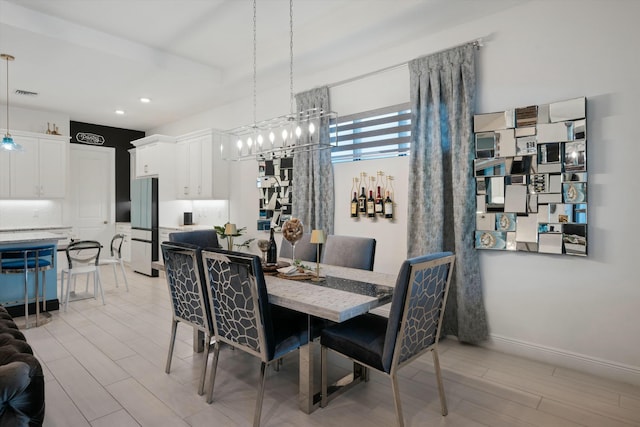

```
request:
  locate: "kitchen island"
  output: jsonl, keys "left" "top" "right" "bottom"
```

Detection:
{"left": 0, "top": 232, "right": 65, "bottom": 316}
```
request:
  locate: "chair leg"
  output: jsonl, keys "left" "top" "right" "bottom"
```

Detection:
{"left": 253, "top": 361, "right": 267, "bottom": 427}
{"left": 64, "top": 272, "right": 72, "bottom": 312}
{"left": 111, "top": 263, "right": 119, "bottom": 287}
{"left": 390, "top": 372, "right": 404, "bottom": 427}
{"left": 206, "top": 342, "right": 221, "bottom": 404}
{"left": 432, "top": 349, "right": 448, "bottom": 416}
{"left": 119, "top": 260, "right": 129, "bottom": 291}
{"left": 23, "top": 265, "right": 29, "bottom": 327}
{"left": 96, "top": 270, "right": 105, "bottom": 305}
{"left": 198, "top": 334, "right": 212, "bottom": 395}
{"left": 165, "top": 320, "right": 178, "bottom": 374}
{"left": 321, "top": 345, "right": 328, "bottom": 408}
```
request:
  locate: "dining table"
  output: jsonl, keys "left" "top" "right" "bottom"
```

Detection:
{"left": 154, "top": 257, "right": 397, "bottom": 414}
{"left": 264, "top": 261, "right": 396, "bottom": 413}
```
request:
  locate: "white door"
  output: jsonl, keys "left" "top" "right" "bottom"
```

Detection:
{"left": 69, "top": 145, "right": 115, "bottom": 248}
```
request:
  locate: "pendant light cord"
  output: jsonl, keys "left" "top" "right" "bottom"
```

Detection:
{"left": 4, "top": 56, "right": 9, "bottom": 137}
{"left": 289, "top": 0, "right": 294, "bottom": 116}
{"left": 252, "top": 0, "right": 257, "bottom": 127}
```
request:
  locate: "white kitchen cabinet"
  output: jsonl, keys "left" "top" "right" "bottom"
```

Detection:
{"left": 131, "top": 135, "right": 175, "bottom": 178}
{"left": 175, "top": 129, "right": 228, "bottom": 200}
{"left": 7, "top": 131, "right": 67, "bottom": 198}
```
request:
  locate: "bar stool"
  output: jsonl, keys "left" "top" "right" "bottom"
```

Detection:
{"left": 0, "top": 245, "right": 55, "bottom": 328}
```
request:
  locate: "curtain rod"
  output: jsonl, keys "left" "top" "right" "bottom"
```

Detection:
{"left": 326, "top": 37, "right": 484, "bottom": 89}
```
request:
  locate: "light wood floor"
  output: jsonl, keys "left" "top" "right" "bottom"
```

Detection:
{"left": 19, "top": 265, "right": 640, "bottom": 427}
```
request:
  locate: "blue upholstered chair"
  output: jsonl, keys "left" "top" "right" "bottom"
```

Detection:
{"left": 320, "top": 235, "right": 376, "bottom": 271}
{"left": 161, "top": 242, "right": 214, "bottom": 396}
{"left": 279, "top": 233, "right": 320, "bottom": 262}
{"left": 201, "top": 248, "right": 308, "bottom": 427}
{"left": 320, "top": 252, "right": 455, "bottom": 427}
{"left": 169, "top": 229, "right": 220, "bottom": 250}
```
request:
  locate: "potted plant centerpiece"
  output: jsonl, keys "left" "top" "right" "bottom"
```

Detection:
{"left": 214, "top": 223, "right": 255, "bottom": 251}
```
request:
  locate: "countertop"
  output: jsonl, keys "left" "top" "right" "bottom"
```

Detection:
{"left": 0, "top": 226, "right": 72, "bottom": 233}
{"left": 0, "top": 232, "right": 66, "bottom": 245}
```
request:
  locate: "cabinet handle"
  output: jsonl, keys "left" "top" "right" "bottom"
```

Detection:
{"left": 184, "top": 186, "right": 189, "bottom": 195}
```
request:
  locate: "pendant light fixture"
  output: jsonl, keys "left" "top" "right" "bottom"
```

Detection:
{"left": 1, "top": 53, "right": 23, "bottom": 152}
{"left": 228, "top": 0, "right": 337, "bottom": 160}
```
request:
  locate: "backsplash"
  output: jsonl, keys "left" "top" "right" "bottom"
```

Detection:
{"left": 0, "top": 200, "right": 64, "bottom": 229}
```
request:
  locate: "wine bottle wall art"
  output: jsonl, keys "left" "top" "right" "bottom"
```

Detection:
{"left": 349, "top": 171, "right": 395, "bottom": 220}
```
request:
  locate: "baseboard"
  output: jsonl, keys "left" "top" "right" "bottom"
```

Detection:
{"left": 4, "top": 299, "right": 60, "bottom": 318}
{"left": 481, "top": 334, "right": 640, "bottom": 387}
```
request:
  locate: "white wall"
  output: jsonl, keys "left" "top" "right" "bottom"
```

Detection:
{"left": 0, "top": 105, "right": 70, "bottom": 136}
{"left": 150, "top": 1, "right": 640, "bottom": 385}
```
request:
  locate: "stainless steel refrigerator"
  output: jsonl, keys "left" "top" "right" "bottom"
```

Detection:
{"left": 130, "top": 177, "right": 159, "bottom": 277}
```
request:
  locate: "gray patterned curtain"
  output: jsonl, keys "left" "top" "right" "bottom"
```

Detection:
{"left": 292, "top": 87, "right": 334, "bottom": 234}
{"left": 408, "top": 44, "right": 488, "bottom": 344}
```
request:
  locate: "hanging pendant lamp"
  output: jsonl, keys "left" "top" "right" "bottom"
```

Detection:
{"left": 1, "top": 53, "right": 23, "bottom": 152}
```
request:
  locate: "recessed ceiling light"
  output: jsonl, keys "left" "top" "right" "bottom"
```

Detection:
{"left": 115, "top": 109, "right": 125, "bottom": 115}
{"left": 140, "top": 97, "right": 151, "bottom": 103}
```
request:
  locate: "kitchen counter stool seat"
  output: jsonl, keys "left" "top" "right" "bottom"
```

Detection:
{"left": 0, "top": 245, "right": 55, "bottom": 328}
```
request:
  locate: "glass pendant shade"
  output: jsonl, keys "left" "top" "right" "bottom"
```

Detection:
{"left": 1, "top": 53, "right": 23, "bottom": 152}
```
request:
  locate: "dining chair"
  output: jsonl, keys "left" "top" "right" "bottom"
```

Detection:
{"left": 201, "top": 248, "right": 308, "bottom": 427}
{"left": 169, "top": 229, "right": 220, "bottom": 249}
{"left": 161, "top": 241, "right": 214, "bottom": 396}
{"left": 320, "top": 235, "right": 376, "bottom": 270}
{"left": 320, "top": 252, "right": 455, "bottom": 427}
{"left": 98, "top": 233, "right": 129, "bottom": 291}
{"left": 60, "top": 240, "right": 103, "bottom": 312}
{"left": 279, "top": 232, "right": 320, "bottom": 262}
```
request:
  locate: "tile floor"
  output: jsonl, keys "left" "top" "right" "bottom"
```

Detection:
{"left": 17, "top": 265, "right": 640, "bottom": 426}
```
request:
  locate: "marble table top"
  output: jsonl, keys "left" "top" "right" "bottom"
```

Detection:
{"left": 154, "top": 255, "right": 398, "bottom": 323}
{"left": 266, "top": 263, "right": 396, "bottom": 323}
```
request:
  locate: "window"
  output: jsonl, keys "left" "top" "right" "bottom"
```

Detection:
{"left": 330, "top": 102, "right": 411, "bottom": 162}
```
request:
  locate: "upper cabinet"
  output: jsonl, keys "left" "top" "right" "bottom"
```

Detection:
{"left": 175, "top": 129, "right": 229, "bottom": 200}
{"left": 131, "top": 134, "right": 175, "bottom": 178}
{"left": 3, "top": 131, "right": 68, "bottom": 199}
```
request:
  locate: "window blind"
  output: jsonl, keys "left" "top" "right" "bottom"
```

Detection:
{"left": 330, "top": 102, "right": 411, "bottom": 162}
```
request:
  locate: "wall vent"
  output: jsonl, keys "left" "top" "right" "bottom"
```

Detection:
{"left": 15, "top": 89, "right": 38, "bottom": 96}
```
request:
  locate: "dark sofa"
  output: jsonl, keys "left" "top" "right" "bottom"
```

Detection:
{"left": 0, "top": 306, "right": 45, "bottom": 426}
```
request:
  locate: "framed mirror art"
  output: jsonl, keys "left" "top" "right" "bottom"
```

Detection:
{"left": 473, "top": 97, "right": 587, "bottom": 256}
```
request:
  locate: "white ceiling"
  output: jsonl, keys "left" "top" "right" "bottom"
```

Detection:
{"left": 0, "top": 0, "right": 526, "bottom": 132}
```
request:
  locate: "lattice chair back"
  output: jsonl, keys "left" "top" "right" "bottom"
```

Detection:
{"left": 202, "top": 249, "right": 274, "bottom": 362}
{"left": 161, "top": 242, "right": 213, "bottom": 333}
{"left": 382, "top": 252, "right": 455, "bottom": 373}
